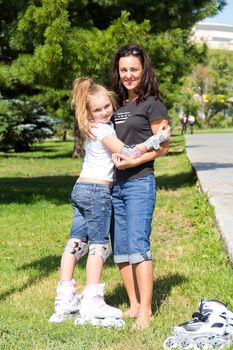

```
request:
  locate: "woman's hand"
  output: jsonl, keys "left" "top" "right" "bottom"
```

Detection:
{"left": 112, "top": 153, "right": 131, "bottom": 170}
{"left": 85, "top": 121, "right": 98, "bottom": 140}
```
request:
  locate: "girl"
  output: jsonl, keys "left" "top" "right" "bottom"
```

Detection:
{"left": 49, "top": 77, "right": 170, "bottom": 325}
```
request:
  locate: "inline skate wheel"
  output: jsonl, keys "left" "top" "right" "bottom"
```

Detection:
{"left": 163, "top": 336, "right": 180, "bottom": 349}
{"left": 195, "top": 337, "right": 211, "bottom": 348}
{"left": 208, "top": 335, "right": 226, "bottom": 349}
{"left": 49, "top": 311, "right": 78, "bottom": 323}
{"left": 74, "top": 317, "right": 88, "bottom": 326}
{"left": 101, "top": 318, "right": 125, "bottom": 328}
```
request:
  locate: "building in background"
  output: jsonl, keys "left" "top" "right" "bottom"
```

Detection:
{"left": 192, "top": 22, "right": 233, "bottom": 50}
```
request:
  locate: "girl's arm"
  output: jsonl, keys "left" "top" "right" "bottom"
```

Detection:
{"left": 112, "top": 119, "right": 170, "bottom": 170}
{"left": 102, "top": 135, "right": 146, "bottom": 156}
{"left": 102, "top": 121, "right": 170, "bottom": 157}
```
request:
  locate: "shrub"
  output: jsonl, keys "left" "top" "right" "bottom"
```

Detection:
{"left": 0, "top": 98, "right": 54, "bottom": 152}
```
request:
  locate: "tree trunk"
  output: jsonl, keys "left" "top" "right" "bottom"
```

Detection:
{"left": 62, "top": 130, "right": 67, "bottom": 142}
{"left": 204, "top": 115, "right": 209, "bottom": 128}
{"left": 72, "top": 119, "right": 84, "bottom": 158}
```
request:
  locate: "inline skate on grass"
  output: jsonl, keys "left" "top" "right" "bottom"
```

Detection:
{"left": 49, "top": 279, "right": 80, "bottom": 323}
{"left": 163, "top": 299, "right": 233, "bottom": 349}
{"left": 74, "top": 283, "right": 125, "bottom": 328}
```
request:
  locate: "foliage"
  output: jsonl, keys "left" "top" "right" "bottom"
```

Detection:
{"left": 66, "top": 0, "right": 226, "bottom": 33}
{"left": 0, "top": 0, "right": 28, "bottom": 62}
{"left": 0, "top": 98, "right": 54, "bottom": 152}
{"left": 0, "top": 0, "right": 228, "bottom": 154}
{"left": 1, "top": 0, "right": 226, "bottom": 61}
{"left": 33, "top": 87, "right": 73, "bottom": 141}
{"left": 179, "top": 49, "right": 233, "bottom": 127}
{"left": 8, "top": 9, "right": 204, "bottom": 132}
{"left": 209, "top": 114, "right": 233, "bottom": 128}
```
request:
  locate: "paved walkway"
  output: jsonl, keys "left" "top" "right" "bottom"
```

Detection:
{"left": 185, "top": 133, "right": 233, "bottom": 264}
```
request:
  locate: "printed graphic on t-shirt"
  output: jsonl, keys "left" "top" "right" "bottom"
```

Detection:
{"left": 114, "top": 112, "right": 130, "bottom": 124}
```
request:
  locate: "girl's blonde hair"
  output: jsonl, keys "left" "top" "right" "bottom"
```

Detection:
{"left": 71, "top": 77, "right": 117, "bottom": 137}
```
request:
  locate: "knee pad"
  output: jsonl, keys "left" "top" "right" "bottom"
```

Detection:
{"left": 64, "top": 239, "right": 88, "bottom": 262}
{"left": 88, "top": 244, "right": 110, "bottom": 263}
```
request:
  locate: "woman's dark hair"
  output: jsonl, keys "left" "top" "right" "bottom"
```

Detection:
{"left": 110, "top": 43, "right": 162, "bottom": 106}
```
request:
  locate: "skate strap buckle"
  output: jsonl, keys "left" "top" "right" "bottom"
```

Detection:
{"left": 192, "top": 311, "right": 209, "bottom": 322}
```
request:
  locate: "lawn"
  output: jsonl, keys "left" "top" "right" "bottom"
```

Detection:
{"left": 1, "top": 134, "right": 233, "bottom": 350}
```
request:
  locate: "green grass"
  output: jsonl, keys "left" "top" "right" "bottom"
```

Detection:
{"left": 1, "top": 136, "right": 233, "bottom": 350}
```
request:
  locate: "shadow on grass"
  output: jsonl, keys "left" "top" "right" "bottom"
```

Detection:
{"left": 0, "top": 175, "right": 77, "bottom": 205}
{"left": 105, "top": 273, "right": 187, "bottom": 314}
{"left": 0, "top": 151, "right": 74, "bottom": 159}
{"left": 1, "top": 251, "right": 186, "bottom": 320}
{"left": 0, "top": 141, "right": 75, "bottom": 159}
{"left": 167, "top": 150, "right": 185, "bottom": 156}
{"left": 156, "top": 169, "right": 196, "bottom": 190}
{"left": 0, "top": 168, "right": 196, "bottom": 205}
{"left": 0, "top": 254, "right": 61, "bottom": 301}
{"left": 152, "top": 273, "right": 187, "bottom": 312}
{"left": 0, "top": 254, "right": 116, "bottom": 301}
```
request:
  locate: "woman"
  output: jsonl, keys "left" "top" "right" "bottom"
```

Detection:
{"left": 109, "top": 44, "right": 170, "bottom": 330}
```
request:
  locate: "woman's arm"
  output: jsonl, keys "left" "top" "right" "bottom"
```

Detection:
{"left": 112, "top": 118, "right": 170, "bottom": 170}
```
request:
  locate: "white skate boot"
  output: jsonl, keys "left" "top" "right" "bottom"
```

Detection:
{"left": 49, "top": 279, "right": 80, "bottom": 323}
{"left": 74, "top": 284, "right": 125, "bottom": 328}
{"left": 163, "top": 299, "right": 233, "bottom": 349}
{"left": 224, "top": 306, "right": 233, "bottom": 345}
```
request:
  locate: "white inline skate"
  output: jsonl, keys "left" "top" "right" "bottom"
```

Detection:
{"left": 225, "top": 307, "right": 233, "bottom": 339}
{"left": 74, "top": 283, "right": 125, "bottom": 328}
{"left": 163, "top": 299, "right": 233, "bottom": 349}
{"left": 49, "top": 279, "right": 80, "bottom": 323}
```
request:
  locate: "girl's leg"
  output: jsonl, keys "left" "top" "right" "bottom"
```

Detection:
{"left": 86, "top": 255, "right": 103, "bottom": 284}
{"left": 50, "top": 248, "right": 81, "bottom": 320}
{"left": 84, "top": 184, "right": 111, "bottom": 286}
{"left": 60, "top": 251, "right": 76, "bottom": 281}
{"left": 53, "top": 241, "right": 87, "bottom": 316}
{"left": 60, "top": 239, "right": 88, "bottom": 281}
{"left": 134, "top": 260, "right": 153, "bottom": 329}
{"left": 80, "top": 246, "right": 122, "bottom": 320}
{"left": 119, "top": 262, "right": 140, "bottom": 318}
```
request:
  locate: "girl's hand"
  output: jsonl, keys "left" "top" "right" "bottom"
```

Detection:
{"left": 86, "top": 121, "right": 98, "bottom": 140}
{"left": 112, "top": 153, "right": 131, "bottom": 170}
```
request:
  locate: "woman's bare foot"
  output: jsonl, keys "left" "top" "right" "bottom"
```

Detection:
{"left": 133, "top": 312, "right": 153, "bottom": 330}
{"left": 123, "top": 305, "right": 140, "bottom": 318}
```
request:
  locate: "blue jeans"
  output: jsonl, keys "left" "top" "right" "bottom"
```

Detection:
{"left": 110, "top": 174, "right": 156, "bottom": 264}
{"left": 69, "top": 183, "right": 112, "bottom": 244}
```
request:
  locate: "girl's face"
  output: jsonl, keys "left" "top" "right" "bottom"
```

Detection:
{"left": 88, "top": 93, "right": 113, "bottom": 123}
{"left": 118, "top": 55, "right": 143, "bottom": 96}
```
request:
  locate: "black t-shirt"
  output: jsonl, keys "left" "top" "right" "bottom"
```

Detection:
{"left": 112, "top": 96, "right": 168, "bottom": 181}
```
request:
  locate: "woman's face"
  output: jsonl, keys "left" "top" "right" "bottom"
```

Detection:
{"left": 118, "top": 55, "right": 143, "bottom": 95}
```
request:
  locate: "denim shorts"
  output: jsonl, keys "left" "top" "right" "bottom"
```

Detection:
{"left": 69, "top": 182, "right": 112, "bottom": 244}
{"left": 110, "top": 174, "right": 156, "bottom": 264}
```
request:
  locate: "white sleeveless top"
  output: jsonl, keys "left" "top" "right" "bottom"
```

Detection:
{"left": 79, "top": 122, "right": 116, "bottom": 182}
